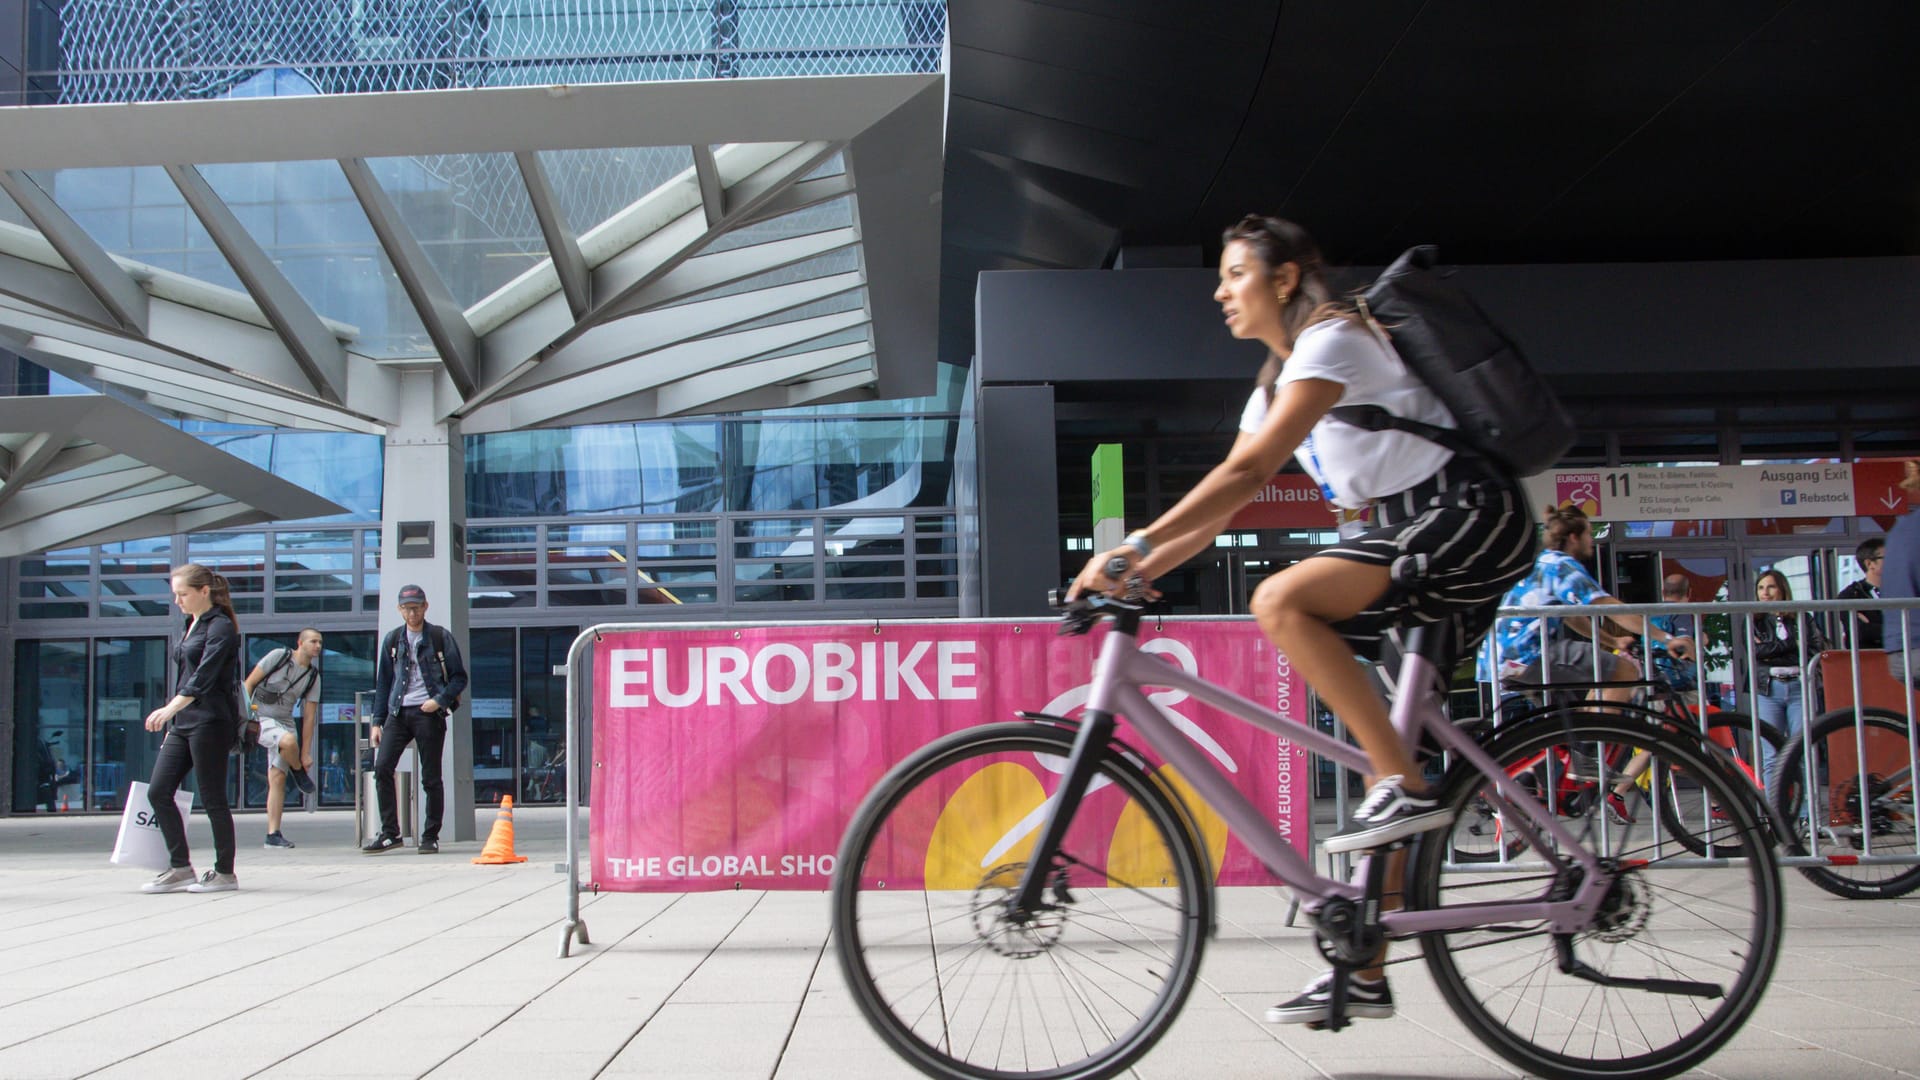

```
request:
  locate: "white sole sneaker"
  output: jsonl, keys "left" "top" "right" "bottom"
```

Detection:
{"left": 1265, "top": 974, "right": 1395, "bottom": 1024}
{"left": 1322, "top": 805, "right": 1451, "bottom": 853}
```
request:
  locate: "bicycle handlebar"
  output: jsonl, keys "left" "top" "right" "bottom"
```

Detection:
{"left": 1049, "top": 556, "right": 1147, "bottom": 636}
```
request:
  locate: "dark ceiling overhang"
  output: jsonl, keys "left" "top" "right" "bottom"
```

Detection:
{"left": 942, "top": 1, "right": 1920, "bottom": 383}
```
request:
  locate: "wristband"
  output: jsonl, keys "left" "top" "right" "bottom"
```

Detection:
{"left": 1121, "top": 532, "right": 1152, "bottom": 559}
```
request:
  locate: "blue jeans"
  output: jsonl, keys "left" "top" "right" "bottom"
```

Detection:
{"left": 1755, "top": 678, "right": 1805, "bottom": 780}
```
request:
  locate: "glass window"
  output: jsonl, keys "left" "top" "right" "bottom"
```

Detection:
{"left": 520, "top": 627, "right": 577, "bottom": 805}
{"left": 469, "top": 628, "right": 518, "bottom": 808}
{"left": 466, "top": 422, "right": 721, "bottom": 519}
{"left": 726, "top": 417, "right": 950, "bottom": 512}
{"left": 12, "top": 639, "right": 89, "bottom": 814}
{"left": 91, "top": 638, "right": 171, "bottom": 813}
{"left": 365, "top": 153, "right": 551, "bottom": 311}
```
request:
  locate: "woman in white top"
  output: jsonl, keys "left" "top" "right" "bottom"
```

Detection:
{"left": 1071, "top": 215, "right": 1537, "bottom": 1022}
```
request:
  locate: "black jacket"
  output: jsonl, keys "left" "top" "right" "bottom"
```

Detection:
{"left": 1749, "top": 611, "right": 1830, "bottom": 691}
{"left": 170, "top": 610, "right": 241, "bottom": 734}
{"left": 1836, "top": 579, "right": 1885, "bottom": 651}
{"left": 372, "top": 622, "right": 469, "bottom": 724}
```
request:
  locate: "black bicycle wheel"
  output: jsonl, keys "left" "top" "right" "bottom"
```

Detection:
{"left": 1411, "top": 711, "right": 1782, "bottom": 1080}
{"left": 1772, "top": 707, "right": 1920, "bottom": 900}
{"left": 830, "top": 721, "right": 1212, "bottom": 1080}
{"left": 1652, "top": 712, "right": 1782, "bottom": 859}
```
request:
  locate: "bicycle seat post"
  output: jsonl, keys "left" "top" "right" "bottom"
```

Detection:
{"left": 1389, "top": 626, "right": 1451, "bottom": 750}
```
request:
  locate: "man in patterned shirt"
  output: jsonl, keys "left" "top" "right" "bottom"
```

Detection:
{"left": 1481, "top": 506, "right": 1695, "bottom": 823}
{"left": 1483, "top": 505, "right": 1694, "bottom": 707}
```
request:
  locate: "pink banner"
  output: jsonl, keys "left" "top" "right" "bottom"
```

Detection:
{"left": 588, "top": 620, "right": 1310, "bottom": 891}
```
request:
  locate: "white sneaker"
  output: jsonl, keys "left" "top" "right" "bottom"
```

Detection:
{"left": 1323, "top": 775, "right": 1448, "bottom": 853}
{"left": 140, "top": 866, "right": 196, "bottom": 893}
{"left": 186, "top": 870, "right": 238, "bottom": 893}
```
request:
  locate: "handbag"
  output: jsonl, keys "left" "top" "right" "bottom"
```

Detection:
{"left": 109, "top": 780, "right": 196, "bottom": 871}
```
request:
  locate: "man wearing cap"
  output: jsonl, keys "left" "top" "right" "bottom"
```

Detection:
{"left": 363, "top": 585, "right": 468, "bottom": 854}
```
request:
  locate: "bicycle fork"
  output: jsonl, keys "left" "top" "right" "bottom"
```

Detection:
{"left": 1008, "top": 709, "right": 1117, "bottom": 918}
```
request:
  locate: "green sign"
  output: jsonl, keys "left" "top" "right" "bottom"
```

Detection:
{"left": 1091, "top": 444, "right": 1124, "bottom": 522}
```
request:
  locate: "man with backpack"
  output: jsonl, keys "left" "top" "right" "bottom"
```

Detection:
{"left": 363, "top": 584, "right": 468, "bottom": 855}
{"left": 245, "top": 627, "right": 323, "bottom": 848}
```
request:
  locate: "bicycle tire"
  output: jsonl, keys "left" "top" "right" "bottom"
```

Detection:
{"left": 1771, "top": 706, "right": 1920, "bottom": 900}
{"left": 830, "top": 720, "right": 1212, "bottom": 1080}
{"left": 1411, "top": 711, "right": 1782, "bottom": 1080}
{"left": 1651, "top": 712, "right": 1782, "bottom": 859}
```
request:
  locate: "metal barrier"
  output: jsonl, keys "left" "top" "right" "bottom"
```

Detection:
{"left": 557, "top": 600, "right": 1920, "bottom": 954}
{"left": 1477, "top": 596, "right": 1920, "bottom": 877}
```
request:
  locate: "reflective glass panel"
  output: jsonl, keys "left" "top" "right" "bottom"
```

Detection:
{"left": 12, "top": 639, "right": 89, "bottom": 814}
{"left": 520, "top": 627, "right": 576, "bottom": 805}
{"left": 93, "top": 638, "right": 168, "bottom": 807}
{"left": 470, "top": 628, "right": 517, "bottom": 808}
{"left": 466, "top": 423, "right": 720, "bottom": 518}
{"left": 538, "top": 146, "right": 695, "bottom": 238}
{"left": 366, "top": 153, "right": 550, "bottom": 310}
{"left": 27, "top": 166, "right": 246, "bottom": 293}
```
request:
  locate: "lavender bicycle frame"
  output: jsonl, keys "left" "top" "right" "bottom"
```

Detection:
{"left": 1081, "top": 624, "right": 1612, "bottom": 936}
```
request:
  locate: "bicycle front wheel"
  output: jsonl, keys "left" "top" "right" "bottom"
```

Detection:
{"left": 1772, "top": 707, "right": 1920, "bottom": 900}
{"left": 830, "top": 720, "right": 1211, "bottom": 1080}
{"left": 1412, "top": 712, "right": 1782, "bottom": 1080}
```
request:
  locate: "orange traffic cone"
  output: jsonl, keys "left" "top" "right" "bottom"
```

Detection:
{"left": 473, "top": 795, "right": 528, "bottom": 864}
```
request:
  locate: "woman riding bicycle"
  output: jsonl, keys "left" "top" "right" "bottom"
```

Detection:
{"left": 1070, "top": 215, "right": 1538, "bottom": 1021}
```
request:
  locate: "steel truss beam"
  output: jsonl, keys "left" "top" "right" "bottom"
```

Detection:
{"left": 0, "top": 171, "right": 149, "bottom": 335}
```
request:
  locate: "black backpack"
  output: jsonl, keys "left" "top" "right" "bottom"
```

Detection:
{"left": 385, "top": 625, "right": 460, "bottom": 712}
{"left": 1331, "top": 245, "right": 1575, "bottom": 478}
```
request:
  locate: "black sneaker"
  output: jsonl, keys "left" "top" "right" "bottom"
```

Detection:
{"left": 362, "top": 833, "right": 403, "bottom": 854}
{"left": 418, "top": 840, "right": 439, "bottom": 855}
{"left": 264, "top": 831, "right": 296, "bottom": 849}
{"left": 1265, "top": 970, "right": 1394, "bottom": 1024}
{"left": 286, "top": 765, "right": 317, "bottom": 795}
{"left": 1323, "top": 775, "right": 1447, "bottom": 854}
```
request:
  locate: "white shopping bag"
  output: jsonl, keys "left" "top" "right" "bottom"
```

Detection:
{"left": 109, "top": 780, "right": 195, "bottom": 871}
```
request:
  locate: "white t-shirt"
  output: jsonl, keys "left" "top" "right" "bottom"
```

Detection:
{"left": 1237, "top": 318, "right": 1456, "bottom": 509}
{"left": 402, "top": 628, "right": 431, "bottom": 707}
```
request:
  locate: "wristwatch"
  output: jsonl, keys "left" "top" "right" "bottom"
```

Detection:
{"left": 1121, "top": 532, "right": 1152, "bottom": 559}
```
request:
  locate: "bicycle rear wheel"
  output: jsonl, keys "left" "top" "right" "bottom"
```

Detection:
{"left": 830, "top": 720, "right": 1211, "bottom": 1080}
{"left": 1411, "top": 712, "right": 1782, "bottom": 1080}
{"left": 1772, "top": 707, "right": 1920, "bottom": 900}
{"left": 1651, "top": 712, "right": 1782, "bottom": 859}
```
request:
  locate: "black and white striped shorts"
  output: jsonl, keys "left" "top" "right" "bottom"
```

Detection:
{"left": 1311, "top": 456, "right": 1538, "bottom": 662}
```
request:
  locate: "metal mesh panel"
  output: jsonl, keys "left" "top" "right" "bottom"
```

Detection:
{"left": 46, "top": 1, "right": 943, "bottom": 255}
{"left": 52, "top": 1, "right": 946, "bottom": 103}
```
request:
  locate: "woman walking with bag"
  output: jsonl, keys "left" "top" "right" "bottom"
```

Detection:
{"left": 139, "top": 563, "right": 242, "bottom": 893}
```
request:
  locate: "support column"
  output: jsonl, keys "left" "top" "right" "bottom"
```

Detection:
{"left": 380, "top": 370, "right": 474, "bottom": 842}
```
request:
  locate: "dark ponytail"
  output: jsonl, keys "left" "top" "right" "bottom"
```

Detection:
{"left": 172, "top": 562, "right": 240, "bottom": 630}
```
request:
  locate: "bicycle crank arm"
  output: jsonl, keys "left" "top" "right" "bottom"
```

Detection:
{"left": 1555, "top": 937, "right": 1724, "bottom": 999}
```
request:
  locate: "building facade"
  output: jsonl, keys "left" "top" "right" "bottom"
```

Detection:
{"left": 2, "top": 0, "right": 954, "bottom": 815}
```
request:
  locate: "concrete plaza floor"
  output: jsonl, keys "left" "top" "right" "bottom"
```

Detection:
{"left": 3, "top": 806, "right": 1919, "bottom": 1080}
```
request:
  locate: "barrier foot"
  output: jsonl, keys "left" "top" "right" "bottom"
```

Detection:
{"left": 558, "top": 918, "right": 590, "bottom": 958}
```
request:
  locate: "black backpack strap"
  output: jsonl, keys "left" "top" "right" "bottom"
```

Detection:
{"left": 1329, "top": 404, "right": 1493, "bottom": 465}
